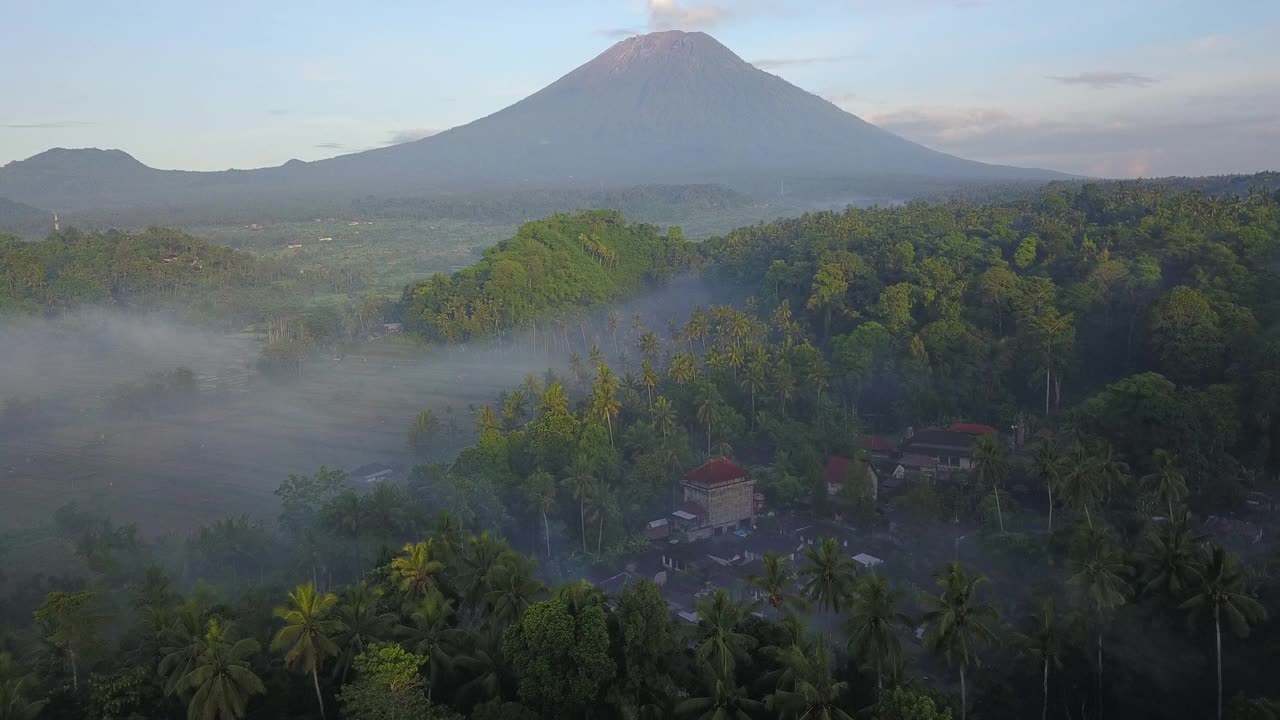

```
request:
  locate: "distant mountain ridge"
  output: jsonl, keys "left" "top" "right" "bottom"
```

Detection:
{"left": 0, "top": 31, "right": 1065, "bottom": 215}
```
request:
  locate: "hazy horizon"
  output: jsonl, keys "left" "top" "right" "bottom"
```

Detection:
{"left": 4, "top": 0, "right": 1280, "bottom": 178}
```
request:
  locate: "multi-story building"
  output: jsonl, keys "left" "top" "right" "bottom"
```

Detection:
{"left": 671, "top": 457, "right": 756, "bottom": 541}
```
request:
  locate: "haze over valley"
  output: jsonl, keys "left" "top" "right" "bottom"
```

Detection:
{"left": 2, "top": 6, "right": 1280, "bottom": 720}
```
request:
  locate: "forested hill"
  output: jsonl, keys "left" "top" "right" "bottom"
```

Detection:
{"left": 0, "top": 227, "right": 359, "bottom": 327}
{"left": 701, "top": 181, "right": 1280, "bottom": 486}
{"left": 400, "top": 210, "right": 692, "bottom": 342}
{"left": 0, "top": 196, "right": 50, "bottom": 236}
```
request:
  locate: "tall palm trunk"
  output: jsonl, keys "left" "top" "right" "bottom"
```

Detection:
{"left": 1042, "top": 658, "right": 1050, "bottom": 720}
{"left": 1215, "top": 604, "right": 1223, "bottom": 720}
{"left": 993, "top": 482, "right": 1004, "bottom": 532}
{"left": 1047, "top": 483, "right": 1054, "bottom": 534}
{"left": 1097, "top": 632, "right": 1104, "bottom": 720}
{"left": 70, "top": 649, "right": 79, "bottom": 692}
{"left": 960, "top": 662, "right": 967, "bottom": 720}
{"left": 543, "top": 511, "right": 552, "bottom": 559}
{"left": 313, "top": 667, "right": 326, "bottom": 720}
{"left": 580, "top": 499, "right": 587, "bottom": 553}
{"left": 597, "top": 511, "right": 604, "bottom": 557}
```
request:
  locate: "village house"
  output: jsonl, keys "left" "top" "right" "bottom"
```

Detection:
{"left": 900, "top": 426, "right": 991, "bottom": 473}
{"left": 671, "top": 458, "right": 757, "bottom": 541}
{"left": 351, "top": 462, "right": 393, "bottom": 485}
{"left": 824, "top": 455, "right": 879, "bottom": 500}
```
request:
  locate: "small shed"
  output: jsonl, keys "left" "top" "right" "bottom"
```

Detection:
{"left": 852, "top": 553, "right": 883, "bottom": 569}
{"left": 352, "top": 462, "right": 393, "bottom": 484}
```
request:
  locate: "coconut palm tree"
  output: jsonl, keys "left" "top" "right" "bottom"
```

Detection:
{"left": 1060, "top": 444, "right": 1102, "bottom": 528}
{"left": 670, "top": 353, "right": 698, "bottom": 385}
{"left": 331, "top": 581, "right": 395, "bottom": 683}
{"left": 639, "top": 332, "right": 660, "bottom": 360}
{"left": 920, "top": 562, "right": 999, "bottom": 720}
{"left": 652, "top": 396, "right": 676, "bottom": 438}
{"left": 483, "top": 555, "right": 547, "bottom": 629}
{"left": 1141, "top": 449, "right": 1188, "bottom": 521}
{"left": 1032, "top": 438, "right": 1064, "bottom": 534}
{"left": 391, "top": 541, "right": 446, "bottom": 600}
{"left": 749, "top": 551, "right": 807, "bottom": 617}
{"left": 1014, "top": 602, "right": 1063, "bottom": 720}
{"left": 799, "top": 538, "right": 856, "bottom": 613}
{"left": 179, "top": 619, "right": 265, "bottom": 720}
{"left": 271, "top": 582, "right": 341, "bottom": 720}
{"left": 845, "top": 573, "right": 911, "bottom": 694}
{"left": 430, "top": 510, "right": 466, "bottom": 565}
{"left": 641, "top": 359, "right": 659, "bottom": 404}
{"left": 1180, "top": 546, "right": 1269, "bottom": 720}
{"left": 562, "top": 456, "right": 595, "bottom": 554}
{"left": 972, "top": 432, "right": 1009, "bottom": 532}
{"left": 159, "top": 601, "right": 207, "bottom": 698}
{"left": 526, "top": 471, "right": 557, "bottom": 559}
{"left": 741, "top": 361, "right": 768, "bottom": 429}
{"left": 1066, "top": 528, "right": 1131, "bottom": 720}
{"left": 677, "top": 667, "right": 764, "bottom": 720}
{"left": 0, "top": 654, "right": 46, "bottom": 720}
{"left": 398, "top": 592, "right": 467, "bottom": 701}
{"left": 460, "top": 533, "right": 510, "bottom": 613}
{"left": 767, "top": 636, "right": 853, "bottom": 720}
{"left": 1139, "top": 520, "right": 1205, "bottom": 600}
{"left": 691, "top": 591, "right": 756, "bottom": 680}
{"left": 696, "top": 388, "right": 721, "bottom": 456}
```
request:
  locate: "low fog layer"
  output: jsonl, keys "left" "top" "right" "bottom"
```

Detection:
{"left": 0, "top": 278, "right": 720, "bottom": 537}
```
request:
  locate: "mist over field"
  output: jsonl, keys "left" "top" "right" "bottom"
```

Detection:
{"left": 0, "top": 278, "right": 720, "bottom": 538}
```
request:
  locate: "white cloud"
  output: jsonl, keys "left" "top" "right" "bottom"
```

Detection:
{"left": 1047, "top": 71, "right": 1157, "bottom": 89}
{"left": 384, "top": 128, "right": 440, "bottom": 145}
{"left": 647, "top": 0, "right": 732, "bottom": 31}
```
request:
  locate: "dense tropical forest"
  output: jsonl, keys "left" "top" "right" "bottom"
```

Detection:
{"left": 3, "top": 179, "right": 1280, "bottom": 720}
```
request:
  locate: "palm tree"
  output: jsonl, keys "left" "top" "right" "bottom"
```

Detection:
{"left": 749, "top": 551, "right": 807, "bottom": 616}
{"left": 526, "top": 471, "right": 557, "bottom": 559}
{"left": 774, "top": 361, "right": 796, "bottom": 415}
{"left": 502, "top": 390, "right": 528, "bottom": 428}
{"left": 1060, "top": 444, "right": 1102, "bottom": 528}
{"left": 972, "top": 432, "right": 1009, "bottom": 532}
{"left": 920, "top": 562, "right": 998, "bottom": 720}
{"left": 483, "top": 555, "right": 547, "bottom": 629}
{"left": 767, "top": 636, "right": 853, "bottom": 720}
{"left": 1015, "top": 602, "right": 1062, "bottom": 720}
{"left": 652, "top": 396, "right": 676, "bottom": 438}
{"left": 460, "top": 533, "right": 510, "bottom": 613}
{"left": 332, "top": 581, "right": 395, "bottom": 683}
{"left": 671, "top": 352, "right": 698, "bottom": 385}
{"left": 678, "top": 668, "right": 765, "bottom": 720}
{"left": 639, "top": 331, "right": 660, "bottom": 360}
{"left": 179, "top": 619, "right": 265, "bottom": 720}
{"left": 641, "top": 359, "right": 659, "bottom": 404}
{"left": 696, "top": 389, "right": 721, "bottom": 456}
{"left": 592, "top": 364, "right": 622, "bottom": 448}
{"left": 398, "top": 592, "right": 467, "bottom": 701}
{"left": 1139, "top": 520, "right": 1205, "bottom": 600}
{"left": 1066, "top": 529, "right": 1131, "bottom": 720}
{"left": 562, "top": 456, "right": 595, "bottom": 554}
{"left": 799, "top": 538, "right": 856, "bottom": 613}
{"left": 430, "top": 510, "right": 466, "bottom": 565}
{"left": 1032, "top": 438, "right": 1064, "bottom": 534}
{"left": 1141, "top": 449, "right": 1188, "bottom": 521}
{"left": 741, "top": 361, "right": 768, "bottom": 429}
{"left": 271, "top": 582, "right": 341, "bottom": 720}
{"left": 324, "top": 492, "right": 365, "bottom": 576}
{"left": 691, "top": 590, "right": 757, "bottom": 680}
{"left": 1180, "top": 546, "right": 1269, "bottom": 720}
{"left": 391, "top": 541, "right": 446, "bottom": 599}
{"left": 159, "top": 601, "right": 207, "bottom": 698}
{"left": 0, "top": 654, "right": 46, "bottom": 720}
{"left": 845, "top": 573, "right": 911, "bottom": 694}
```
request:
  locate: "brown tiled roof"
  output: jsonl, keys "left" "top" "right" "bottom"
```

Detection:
{"left": 685, "top": 457, "right": 749, "bottom": 486}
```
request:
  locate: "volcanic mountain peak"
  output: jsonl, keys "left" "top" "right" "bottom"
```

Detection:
{"left": 593, "top": 30, "right": 742, "bottom": 72}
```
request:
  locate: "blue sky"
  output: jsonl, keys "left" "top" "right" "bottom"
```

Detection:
{"left": 3, "top": 0, "right": 1278, "bottom": 176}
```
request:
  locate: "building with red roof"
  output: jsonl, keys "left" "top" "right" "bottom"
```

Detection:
{"left": 948, "top": 423, "right": 998, "bottom": 436}
{"left": 676, "top": 458, "right": 756, "bottom": 540}
{"left": 824, "top": 455, "right": 879, "bottom": 499}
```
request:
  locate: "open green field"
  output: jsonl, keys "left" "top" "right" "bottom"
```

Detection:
{"left": 194, "top": 218, "right": 518, "bottom": 301}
